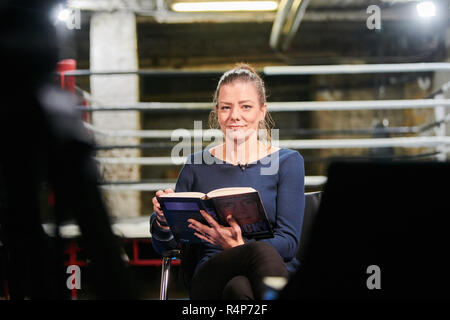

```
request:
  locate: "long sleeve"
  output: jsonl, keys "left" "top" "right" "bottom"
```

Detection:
{"left": 150, "top": 159, "right": 195, "bottom": 255}
{"left": 262, "top": 152, "right": 305, "bottom": 266}
{"left": 150, "top": 149, "right": 306, "bottom": 273}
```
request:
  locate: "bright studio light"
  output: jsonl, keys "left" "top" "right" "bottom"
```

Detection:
{"left": 57, "top": 7, "right": 72, "bottom": 22}
{"left": 171, "top": 1, "right": 278, "bottom": 12}
{"left": 416, "top": 1, "right": 436, "bottom": 18}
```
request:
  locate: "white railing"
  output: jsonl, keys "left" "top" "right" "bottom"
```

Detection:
{"left": 81, "top": 62, "right": 450, "bottom": 188}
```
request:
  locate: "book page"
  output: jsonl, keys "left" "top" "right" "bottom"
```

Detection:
{"left": 207, "top": 187, "right": 256, "bottom": 198}
{"left": 159, "top": 192, "right": 205, "bottom": 198}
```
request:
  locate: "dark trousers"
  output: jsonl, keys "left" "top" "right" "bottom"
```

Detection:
{"left": 189, "top": 242, "right": 288, "bottom": 300}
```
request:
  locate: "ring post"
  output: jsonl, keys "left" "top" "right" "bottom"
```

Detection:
{"left": 57, "top": 59, "right": 76, "bottom": 94}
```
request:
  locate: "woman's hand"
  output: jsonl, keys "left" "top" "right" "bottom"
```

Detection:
{"left": 188, "top": 210, "right": 244, "bottom": 250}
{"left": 152, "top": 188, "right": 174, "bottom": 230}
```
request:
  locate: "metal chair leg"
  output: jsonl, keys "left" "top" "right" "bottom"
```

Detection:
{"left": 160, "top": 256, "right": 171, "bottom": 300}
{"left": 159, "top": 249, "right": 180, "bottom": 300}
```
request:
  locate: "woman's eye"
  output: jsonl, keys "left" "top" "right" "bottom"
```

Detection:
{"left": 242, "top": 105, "right": 252, "bottom": 109}
{"left": 220, "top": 106, "right": 230, "bottom": 110}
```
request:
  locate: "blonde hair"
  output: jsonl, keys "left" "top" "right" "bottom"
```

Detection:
{"left": 208, "top": 63, "right": 275, "bottom": 145}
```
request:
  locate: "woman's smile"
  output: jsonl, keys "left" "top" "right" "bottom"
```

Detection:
{"left": 227, "top": 125, "right": 245, "bottom": 130}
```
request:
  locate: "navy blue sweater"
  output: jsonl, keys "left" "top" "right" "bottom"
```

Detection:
{"left": 150, "top": 148, "right": 305, "bottom": 273}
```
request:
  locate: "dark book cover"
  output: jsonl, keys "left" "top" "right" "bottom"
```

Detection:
{"left": 209, "top": 192, "right": 273, "bottom": 240}
{"left": 157, "top": 191, "right": 273, "bottom": 243}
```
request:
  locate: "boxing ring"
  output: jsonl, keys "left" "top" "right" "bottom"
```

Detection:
{"left": 36, "top": 61, "right": 450, "bottom": 299}
{"left": 75, "top": 62, "right": 450, "bottom": 181}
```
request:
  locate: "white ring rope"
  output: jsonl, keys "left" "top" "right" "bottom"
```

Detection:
{"left": 268, "top": 99, "right": 450, "bottom": 111}
{"left": 264, "top": 62, "right": 450, "bottom": 75}
{"left": 83, "top": 111, "right": 450, "bottom": 139}
{"left": 83, "top": 122, "right": 223, "bottom": 138}
{"left": 63, "top": 62, "right": 450, "bottom": 77}
{"left": 79, "top": 99, "right": 450, "bottom": 112}
{"left": 99, "top": 176, "right": 328, "bottom": 191}
{"left": 88, "top": 132, "right": 450, "bottom": 149}
{"left": 94, "top": 136, "right": 450, "bottom": 166}
{"left": 96, "top": 156, "right": 185, "bottom": 165}
{"left": 278, "top": 136, "right": 450, "bottom": 149}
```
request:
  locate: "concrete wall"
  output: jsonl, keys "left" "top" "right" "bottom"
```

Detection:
{"left": 90, "top": 11, "right": 141, "bottom": 218}
{"left": 310, "top": 73, "right": 436, "bottom": 174}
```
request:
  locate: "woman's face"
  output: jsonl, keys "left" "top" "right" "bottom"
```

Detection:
{"left": 216, "top": 80, "right": 266, "bottom": 142}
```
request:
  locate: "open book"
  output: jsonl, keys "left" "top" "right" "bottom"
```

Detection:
{"left": 157, "top": 187, "right": 274, "bottom": 243}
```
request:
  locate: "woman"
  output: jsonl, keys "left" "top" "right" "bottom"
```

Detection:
{"left": 150, "top": 63, "right": 305, "bottom": 299}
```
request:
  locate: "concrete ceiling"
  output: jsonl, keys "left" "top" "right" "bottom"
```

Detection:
{"left": 68, "top": 0, "right": 442, "bottom": 23}
{"left": 66, "top": 0, "right": 450, "bottom": 68}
